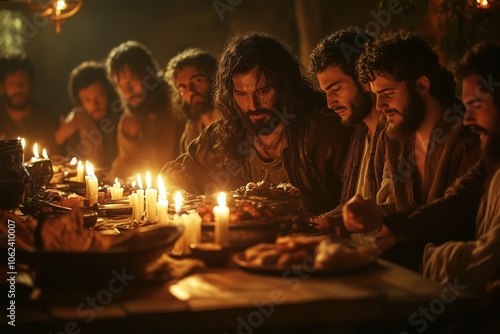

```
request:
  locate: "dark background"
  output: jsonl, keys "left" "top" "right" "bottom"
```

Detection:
{"left": 2, "top": 0, "right": 499, "bottom": 118}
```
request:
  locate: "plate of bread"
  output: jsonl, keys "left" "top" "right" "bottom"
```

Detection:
{"left": 232, "top": 234, "right": 380, "bottom": 275}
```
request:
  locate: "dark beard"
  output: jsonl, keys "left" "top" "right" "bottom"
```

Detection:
{"left": 342, "top": 88, "right": 372, "bottom": 127}
{"left": 2, "top": 93, "right": 30, "bottom": 110}
{"left": 189, "top": 94, "right": 214, "bottom": 118}
{"left": 386, "top": 90, "right": 426, "bottom": 141}
{"left": 238, "top": 108, "right": 281, "bottom": 136}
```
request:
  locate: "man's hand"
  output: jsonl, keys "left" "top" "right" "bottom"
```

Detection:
{"left": 55, "top": 114, "right": 78, "bottom": 145}
{"left": 342, "top": 194, "right": 383, "bottom": 233}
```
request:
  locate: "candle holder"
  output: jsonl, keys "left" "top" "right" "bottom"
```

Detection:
{"left": 25, "top": 158, "right": 54, "bottom": 187}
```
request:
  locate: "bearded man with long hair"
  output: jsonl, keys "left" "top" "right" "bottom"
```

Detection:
{"left": 163, "top": 32, "right": 351, "bottom": 215}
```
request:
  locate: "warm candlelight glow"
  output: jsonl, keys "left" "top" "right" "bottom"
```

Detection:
{"left": 87, "top": 162, "right": 94, "bottom": 177}
{"left": 56, "top": 0, "right": 68, "bottom": 11}
{"left": 158, "top": 175, "right": 166, "bottom": 201}
{"left": 115, "top": 177, "right": 120, "bottom": 186}
{"left": 33, "top": 143, "right": 39, "bottom": 158}
{"left": 146, "top": 171, "right": 152, "bottom": 189}
{"left": 70, "top": 157, "right": 77, "bottom": 165}
{"left": 132, "top": 180, "right": 136, "bottom": 188}
{"left": 137, "top": 173, "right": 143, "bottom": 189}
{"left": 42, "top": 148, "right": 48, "bottom": 159}
{"left": 174, "top": 191, "right": 183, "bottom": 214}
{"left": 217, "top": 192, "right": 227, "bottom": 207}
{"left": 18, "top": 137, "right": 26, "bottom": 150}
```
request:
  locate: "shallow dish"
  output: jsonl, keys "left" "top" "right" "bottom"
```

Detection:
{"left": 17, "top": 224, "right": 183, "bottom": 287}
{"left": 232, "top": 252, "right": 377, "bottom": 276}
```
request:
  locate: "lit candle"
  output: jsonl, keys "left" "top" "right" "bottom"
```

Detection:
{"left": 145, "top": 172, "right": 157, "bottom": 221}
{"left": 32, "top": 143, "right": 40, "bottom": 161}
{"left": 136, "top": 173, "right": 144, "bottom": 221}
{"left": 110, "top": 177, "right": 123, "bottom": 200}
{"left": 18, "top": 137, "right": 26, "bottom": 150}
{"left": 156, "top": 175, "right": 169, "bottom": 224}
{"left": 214, "top": 192, "right": 230, "bottom": 247}
{"left": 76, "top": 160, "right": 85, "bottom": 182}
{"left": 173, "top": 191, "right": 183, "bottom": 223}
{"left": 42, "top": 148, "right": 49, "bottom": 159}
{"left": 85, "top": 162, "right": 98, "bottom": 204}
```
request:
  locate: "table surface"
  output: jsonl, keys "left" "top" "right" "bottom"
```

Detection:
{"left": 3, "top": 256, "right": 478, "bottom": 334}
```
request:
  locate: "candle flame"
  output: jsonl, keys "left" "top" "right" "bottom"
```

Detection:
{"left": 56, "top": 0, "right": 67, "bottom": 11}
{"left": 115, "top": 177, "right": 119, "bottom": 185}
{"left": 18, "top": 137, "right": 26, "bottom": 150}
{"left": 158, "top": 175, "right": 166, "bottom": 201}
{"left": 217, "top": 192, "right": 227, "bottom": 207}
{"left": 174, "top": 191, "right": 183, "bottom": 214}
{"left": 87, "top": 162, "right": 94, "bottom": 177}
{"left": 33, "top": 143, "right": 39, "bottom": 158}
{"left": 132, "top": 180, "right": 136, "bottom": 188}
{"left": 136, "top": 174, "right": 143, "bottom": 189}
{"left": 70, "top": 157, "right": 77, "bottom": 165}
{"left": 42, "top": 148, "right": 48, "bottom": 159}
{"left": 146, "top": 171, "right": 152, "bottom": 189}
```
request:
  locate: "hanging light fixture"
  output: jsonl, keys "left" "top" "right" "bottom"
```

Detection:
{"left": 27, "top": 0, "right": 82, "bottom": 33}
{"left": 476, "top": 0, "right": 493, "bottom": 9}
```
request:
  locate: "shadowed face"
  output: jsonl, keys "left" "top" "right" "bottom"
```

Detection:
{"left": 175, "top": 66, "right": 212, "bottom": 118}
{"left": 317, "top": 65, "right": 371, "bottom": 126}
{"left": 0, "top": 70, "right": 32, "bottom": 110}
{"left": 78, "top": 82, "right": 109, "bottom": 121}
{"left": 232, "top": 66, "right": 282, "bottom": 134}
{"left": 461, "top": 74, "right": 500, "bottom": 165}
{"left": 113, "top": 65, "right": 144, "bottom": 109}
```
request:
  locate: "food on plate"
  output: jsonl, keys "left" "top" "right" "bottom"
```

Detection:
{"left": 314, "top": 240, "right": 375, "bottom": 270}
{"left": 40, "top": 207, "right": 112, "bottom": 251}
{"left": 233, "top": 168, "right": 301, "bottom": 197}
{"left": 0, "top": 207, "right": 112, "bottom": 251}
{"left": 197, "top": 200, "right": 276, "bottom": 223}
{"left": 243, "top": 234, "right": 378, "bottom": 270}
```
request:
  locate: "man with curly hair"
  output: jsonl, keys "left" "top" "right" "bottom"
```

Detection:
{"left": 343, "top": 31, "right": 481, "bottom": 269}
{"left": 165, "top": 48, "right": 219, "bottom": 154}
{"left": 162, "top": 32, "right": 351, "bottom": 215}
{"left": 55, "top": 61, "right": 121, "bottom": 169}
{"left": 310, "top": 27, "right": 388, "bottom": 232}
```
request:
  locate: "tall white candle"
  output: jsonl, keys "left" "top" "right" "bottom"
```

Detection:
{"left": 145, "top": 172, "right": 157, "bottom": 221}
{"left": 110, "top": 177, "right": 124, "bottom": 200}
{"left": 214, "top": 192, "right": 230, "bottom": 247}
{"left": 76, "top": 160, "right": 85, "bottom": 182}
{"left": 136, "top": 173, "right": 144, "bottom": 221}
{"left": 156, "top": 175, "right": 169, "bottom": 224}
{"left": 129, "top": 193, "right": 139, "bottom": 220}
{"left": 85, "top": 162, "right": 98, "bottom": 204}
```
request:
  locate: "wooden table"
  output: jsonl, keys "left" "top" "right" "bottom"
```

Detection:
{"left": 2, "top": 258, "right": 478, "bottom": 334}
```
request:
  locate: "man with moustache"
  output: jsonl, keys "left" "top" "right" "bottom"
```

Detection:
{"left": 0, "top": 51, "right": 58, "bottom": 158}
{"left": 165, "top": 48, "right": 219, "bottom": 154}
{"left": 353, "top": 31, "right": 480, "bottom": 215}
{"left": 342, "top": 43, "right": 500, "bottom": 306}
{"left": 310, "top": 28, "right": 388, "bottom": 232}
{"left": 55, "top": 61, "right": 121, "bottom": 169}
{"left": 341, "top": 31, "right": 481, "bottom": 270}
{"left": 106, "top": 41, "right": 183, "bottom": 177}
{"left": 163, "top": 32, "right": 351, "bottom": 215}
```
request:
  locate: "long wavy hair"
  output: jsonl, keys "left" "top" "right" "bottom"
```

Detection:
{"left": 212, "top": 32, "right": 325, "bottom": 168}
